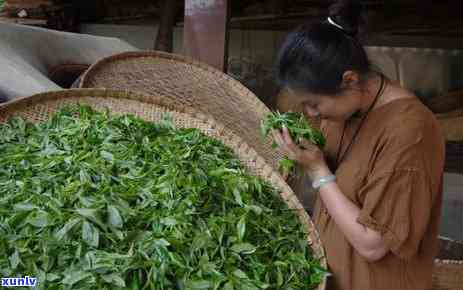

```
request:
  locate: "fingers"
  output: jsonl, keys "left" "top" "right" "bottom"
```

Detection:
{"left": 271, "top": 125, "right": 326, "bottom": 172}
{"left": 282, "top": 126, "right": 301, "bottom": 154}
{"left": 281, "top": 126, "right": 293, "bottom": 145}
{"left": 299, "top": 139, "right": 318, "bottom": 150}
{"left": 271, "top": 128, "right": 295, "bottom": 157}
{"left": 271, "top": 129, "right": 284, "bottom": 147}
{"left": 272, "top": 127, "right": 316, "bottom": 162}
{"left": 281, "top": 128, "right": 302, "bottom": 160}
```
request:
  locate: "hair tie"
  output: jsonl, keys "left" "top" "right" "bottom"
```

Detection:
{"left": 327, "top": 16, "right": 345, "bottom": 31}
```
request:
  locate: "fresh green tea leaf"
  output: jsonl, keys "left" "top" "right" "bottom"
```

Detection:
{"left": 61, "top": 271, "right": 92, "bottom": 286}
{"left": 107, "top": 206, "right": 123, "bottom": 229}
{"left": 82, "top": 221, "right": 99, "bottom": 248}
{"left": 231, "top": 243, "right": 256, "bottom": 254}
{"left": 189, "top": 280, "right": 213, "bottom": 289}
{"left": 232, "top": 269, "right": 248, "bottom": 279}
{"left": 9, "top": 249, "right": 20, "bottom": 270}
{"left": 26, "top": 210, "right": 50, "bottom": 228}
{"left": 237, "top": 215, "right": 246, "bottom": 241}
{"left": 101, "top": 273, "right": 126, "bottom": 287}
{"left": 54, "top": 218, "right": 81, "bottom": 241}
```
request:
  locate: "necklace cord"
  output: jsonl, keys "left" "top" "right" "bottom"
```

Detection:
{"left": 335, "top": 74, "right": 386, "bottom": 166}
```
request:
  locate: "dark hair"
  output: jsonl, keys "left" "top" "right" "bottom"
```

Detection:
{"left": 276, "top": 0, "right": 370, "bottom": 95}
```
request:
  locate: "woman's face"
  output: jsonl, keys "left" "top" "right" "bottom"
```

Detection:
{"left": 285, "top": 88, "right": 363, "bottom": 122}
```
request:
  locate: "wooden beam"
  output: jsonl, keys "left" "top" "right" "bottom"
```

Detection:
{"left": 365, "top": 34, "right": 463, "bottom": 50}
{"left": 269, "top": 0, "right": 287, "bottom": 15}
{"left": 0, "top": 16, "right": 47, "bottom": 26}
{"left": 183, "top": 0, "right": 230, "bottom": 72}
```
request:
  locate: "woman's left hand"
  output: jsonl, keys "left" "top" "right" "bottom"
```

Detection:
{"left": 272, "top": 126, "right": 331, "bottom": 180}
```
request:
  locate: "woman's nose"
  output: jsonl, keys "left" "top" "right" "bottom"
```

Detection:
{"left": 304, "top": 105, "right": 320, "bottom": 118}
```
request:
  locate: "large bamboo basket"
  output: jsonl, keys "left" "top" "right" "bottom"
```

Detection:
{"left": 433, "top": 259, "right": 463, "bottom": 290}
{"left": 422, "top": 90, "right": 463, "bottom": 115}
{"left": 0, "top": 88, "right": 327, "bottom": 290}
{"left": 437, "top": 107, "right": 463, "bottom": 142}
{"left": 78, "top": 51, "right": 283, "bottom": 172}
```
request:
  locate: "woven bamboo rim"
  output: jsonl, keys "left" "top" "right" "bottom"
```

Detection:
{"left": 0, "top": 88, "right": 327, "bottom": 290}
{"left": 433, "top": 259, "right": 463, "bottom": 290}
{"left": 437, "top": 110, "right": 463, "bottom": 141}
{"left": 423, "top": 89, "right": 463, "bottom": 114}
{"left": 436, "top": 107, "right": 463, "bottom": 119}
{"left": 78, "top": 51, "right": 283, "bottom": 171}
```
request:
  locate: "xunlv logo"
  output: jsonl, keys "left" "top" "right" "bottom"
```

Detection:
{"left": 1, "top": 276, "right": 37, "bottom": 287}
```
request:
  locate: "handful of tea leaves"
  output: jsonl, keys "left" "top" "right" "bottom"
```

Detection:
{"left": 0, "top": 105, "right": 326, "bottom": 290}
{"left": 261, "top": 111, "right": 326, "bottom": 175}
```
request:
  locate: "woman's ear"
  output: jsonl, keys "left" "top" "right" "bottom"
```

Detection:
{"left": 341, "top": 70, "right": 360, "bottom": 89}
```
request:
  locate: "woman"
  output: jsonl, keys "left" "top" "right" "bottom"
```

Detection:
{"left": 272, "top": 1, "right": 445, "bottom": 290}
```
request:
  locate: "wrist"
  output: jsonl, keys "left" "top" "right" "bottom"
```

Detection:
{"left": 311, "top": 174, "right": 336, "bottom": 190}
{"left": 306, "top": 165, "right": 332, "bottom": 181}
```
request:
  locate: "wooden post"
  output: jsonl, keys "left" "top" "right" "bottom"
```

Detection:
{"left": 155, "top": 0, "right": 177, "bottom": 52}
{"left": 183, "top": 0, "right": 230, "bottom": 72}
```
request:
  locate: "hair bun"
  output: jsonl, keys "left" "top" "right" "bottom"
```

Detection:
{"left": 328, "top": 0, "right": 363, "bottom": 37}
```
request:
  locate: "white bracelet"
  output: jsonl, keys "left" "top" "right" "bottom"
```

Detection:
{"left": 312, "top": 174, "right": 336, "bottom": 189}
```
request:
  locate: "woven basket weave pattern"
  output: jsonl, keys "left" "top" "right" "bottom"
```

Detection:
{"left": 433, "top": 259, "right": 463, "bottom": 290}
{"left": 0, "top": 89, "right": 327, "bottom": 290}
{"left": 79, "top": 51, "right": 283, "bottom": 171}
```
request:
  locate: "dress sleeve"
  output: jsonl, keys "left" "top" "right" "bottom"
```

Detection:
{"left": 356, "top": 169, "right": 434, "bottom": 260}
{"left": 356, "top": 119, "right": 439, "bottom": 260}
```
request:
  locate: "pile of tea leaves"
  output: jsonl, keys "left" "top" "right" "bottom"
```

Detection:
{"left": 0, "top": 105, "right": 326, "bottom": 290}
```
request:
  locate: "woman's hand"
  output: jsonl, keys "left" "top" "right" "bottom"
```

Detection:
{"left": 272, "top": 126, "right": 331, "bottom": 180}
